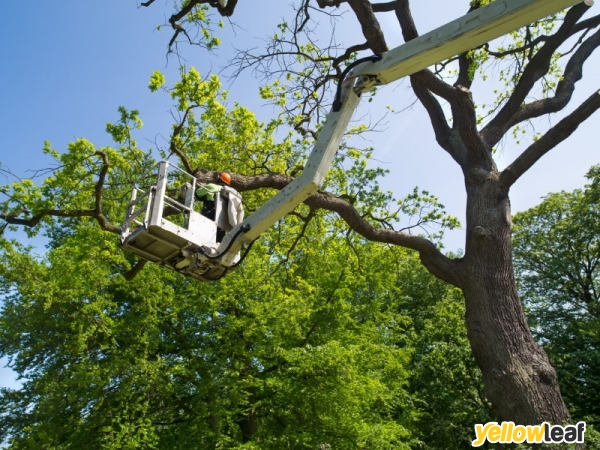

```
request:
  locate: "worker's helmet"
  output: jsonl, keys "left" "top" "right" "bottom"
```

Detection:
{"left": 219, "top": 172, "right": 231, "bottom": 185}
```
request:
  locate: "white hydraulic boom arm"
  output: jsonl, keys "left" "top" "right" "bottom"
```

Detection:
{"left": 213, "top": 0, "right": 587, "bottom": 266}
{"left": 121, "top": 0, "right": 589, "bottom": 281}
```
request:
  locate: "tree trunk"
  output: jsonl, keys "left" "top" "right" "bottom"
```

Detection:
{"left": 460, "top": 171, "right": 572, "bottom": 426}
{"left": 238, "top": 408, "right": 258, "bottom": 443}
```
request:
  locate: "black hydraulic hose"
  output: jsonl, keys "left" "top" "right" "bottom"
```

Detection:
{"left": 230, "top": 238, "right": 256, "bottom": 269}
{"left": 201, "top": 267, "right": 229, "bottom": 282}
{"left": 200, "top": 223, "right": 251, "bottom": 260}
{"left": 332, "top": 54, "right": 382, "bottom": 112}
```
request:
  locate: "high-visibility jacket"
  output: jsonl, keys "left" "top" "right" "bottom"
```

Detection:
{"left": 195, "top": 183, "right": 222, "bottom": 201}
{"left": 195, "top": 184, "right": 244, "bottom": 228}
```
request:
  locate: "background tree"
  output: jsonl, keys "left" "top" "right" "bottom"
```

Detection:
{"left": 513, "top": 164, "right": 600, "bottom": 427}
{"left": 2, "top": 0, "right": 600, "bottom": 435}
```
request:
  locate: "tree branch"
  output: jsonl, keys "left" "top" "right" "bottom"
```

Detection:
{"left": 332, "top": 42, "right": 370, "bottom": 70}
{"left": 411, "top": 71, "right": 490, "bottom": 169}
{"left": 455, "top": 51, "right": 475, "bottom": 90}
{"left": 410, "top": 76, "right": 458, "bottom": 163}
{"left": 346, "top": 0, "right": 388, "bottom": 54}
{"left": 316, "top": 0, "right": 347, "bottom": 8}
{"left": 454, "top": 0, "right": 486, "bottom": 90}
{"left": 192, "top": 169, "right": 461, "bottom": 286}
{"left": 500, "top": 89, "right": 600, "bottom": 189}
{"left": 394, "top": 0, "right": 418, "bottom": 42}
{"left": 372, "top": 1, "right": 396, "bottom": 13}
{"left": 451, "top": 86, "right": 490, "bottom": 169}
{"left": 395, "top": 0, "right": 472, "bottom": 169}
{"left": 143, "top": 0, "right": 240, "bottom": 52}
{"left": 1, "top": 151, "right": 121, "bottom": 235}
{"left": 305, "top": 192, "right": 461, "bottom": 286}
{"left": 170, "top": 107, "right": 195, "bottom": 174}
{"left": 169, "top": 0, "right": 238, "bottom": 21}
{"left": 481, "top": 2, "right": 593, "bottom": 149}
{"left": 123, "top": 260, "right": 148, "bottom": 281}
{"left": 501, "top": 26, "right": 600, "bottom": 129}
{"left": 93, "top": 151, "right": 121, "bottom": 233}
{"left": 571, "top": 12, "right": 600, "bottom": 34}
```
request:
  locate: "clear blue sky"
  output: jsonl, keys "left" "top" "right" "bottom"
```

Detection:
{"left": 1, "top": 1, "right": 599, "bottom": 388}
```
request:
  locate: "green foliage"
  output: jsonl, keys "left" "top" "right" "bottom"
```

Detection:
{"left": 0, "top": 228, "right": 490, "bottom": 448}
{"left": 163, "top": 2, "right": 222, "bottom": 50}
{"left": 0, "top": 221, "right": 415, "bottom": 448}
{"left": 148, "top": 71, "right": 166, "bottom": 92}
{"left": 406, "top": 292, "right": 495, "bottom": 448}
{"left": 0, "top": 68, "right": 482, "bottom": 448}
{"left": 513, "top": 165, "right": 600, "bottom": 426}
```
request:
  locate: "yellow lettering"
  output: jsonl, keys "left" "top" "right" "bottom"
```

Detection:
{"left": 500, "top": 422, "right": 507, "bottom": 442}
{"left": 472, "top": 422, "right": 497, "bottom": 447}
{"left": 526, "top": 424, "right": 545, "bottom": 443}
{"left": 500, "top": 422, "right": 514, "bottom": 443}
{"left": 488, "top": 424, "right": 502, "bottom": 442}
{"left": 513, "top": 425, "right": 527, "bottom": 444}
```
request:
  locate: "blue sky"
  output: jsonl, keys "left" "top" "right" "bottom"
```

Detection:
{"left": 1, "top": 1, "right": 599, "bottom": 388}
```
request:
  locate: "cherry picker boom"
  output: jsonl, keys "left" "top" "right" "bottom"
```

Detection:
{"left": 121, "top": 0, "right": 590, "bottom": 281}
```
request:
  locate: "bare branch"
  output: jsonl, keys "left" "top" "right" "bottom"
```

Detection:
{"left": 503, "top": 26, "right": 600, "bottom": 128}
{"left": 192, "top": 169, "right": 461, "bottom": 286}
{"left": 170, "top": 107, "right": 196, "bottom": 174}
{"left": 228, "top": 4, "right": 357, "bottom": 135}
{"left": 93, "top": 150, "right": 121, "bottom": 233}
{"left": 409, "top": 76, "right": 457, "bottom": 161}
{"left": 396, "top": 0, "right": 482, "bottom": 168}
{"left": 1, "top": 151, "right": 121, "bottom": 235}
{"left": 410, "top": 71, "right": 490, "bottom": 169}
{"left": 372, "top": 1, "right": 396, "bottom": 13}
{"left": 477, "top": 14, "right": 600, "bottom": 60}
{"left": 296, "top": 0, "right": 311, "bottom": 33}
{"left": 332, "top": 42, "right": 370, "bottom": 70}
{"left": 214, "top": 0, "right": 238, "bottom": 17}
{"left": 394, "top": 0, "right": 418, "bottom": 42}
{"left": 347, "top": 0, "right": 388, "bottom": 54}
{"left": 500, "top": 89, "right": 600, "bottom": 189}
{"left": 316, "top": 0, "right": 348, "bottom": 7}
{"left": 481, "top": 2, "right": 593, "bottom": 149}
{"left": 452, "top": 86, "right": 490, "bottom": 169}
{"left": 570, "top": 12, "right": 600, "bottom": 34}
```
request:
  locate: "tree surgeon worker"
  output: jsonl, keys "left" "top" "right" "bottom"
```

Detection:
{"left": 195, "top": 172, "right": 244, "bottom": 243}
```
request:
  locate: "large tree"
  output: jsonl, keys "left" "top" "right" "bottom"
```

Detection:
{"left": 2, "top": 0, "right": 600, "bottom": 434}
{"left": 140, "top": 0, "right": 600, "bottom": 428}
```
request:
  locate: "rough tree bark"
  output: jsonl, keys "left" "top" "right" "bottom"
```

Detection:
{"left": 461, "top": 171, "right": 571, "bottom": 424}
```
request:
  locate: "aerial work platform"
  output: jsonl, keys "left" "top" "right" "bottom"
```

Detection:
{"left": 121, "top": 161, "right": 236, "bottom": 281}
